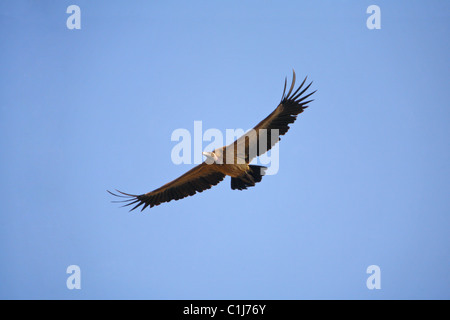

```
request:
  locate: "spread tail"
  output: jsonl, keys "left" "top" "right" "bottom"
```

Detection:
{"left": 231, "top": 165, "right": 267, "bottom": 190}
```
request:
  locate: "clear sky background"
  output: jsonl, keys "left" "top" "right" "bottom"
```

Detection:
{"left": 1, "top": 1, "right": 449, "bottom": 299}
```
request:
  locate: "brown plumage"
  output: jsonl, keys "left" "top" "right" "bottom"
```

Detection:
{"left": 108, "top": 70, "right": 315, "bottom": 211}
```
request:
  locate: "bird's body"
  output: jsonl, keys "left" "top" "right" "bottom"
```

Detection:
{"left": 203, "top": 147, "right": 249, "bottom": 177}
{"left": 216, "top": 163, "right": 249, "bottom": 178}
{"left": 108, "top": 70, "right": 315, "bottom": 211}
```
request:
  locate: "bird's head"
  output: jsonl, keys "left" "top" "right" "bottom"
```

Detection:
{"left": 202, "top": 151, "right": 219, "bottom": 164}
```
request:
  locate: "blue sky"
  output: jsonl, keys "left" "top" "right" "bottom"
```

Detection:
{"left": 0, "top": 1, "right": 449, "bottom": 299}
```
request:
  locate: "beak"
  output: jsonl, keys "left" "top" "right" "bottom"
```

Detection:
{"left": 202, "top": 151, "right": 217, "bottom": 164}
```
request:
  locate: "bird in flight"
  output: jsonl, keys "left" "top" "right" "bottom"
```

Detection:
{"left": 108, "top": 70, "right": 315, "bottom": 211}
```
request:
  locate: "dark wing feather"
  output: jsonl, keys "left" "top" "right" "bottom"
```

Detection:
{"left": 228, "top": 70, "right": 315, "bottom": 163}
{"left": 108, "top": 163, "right": 225, "bottom": 211}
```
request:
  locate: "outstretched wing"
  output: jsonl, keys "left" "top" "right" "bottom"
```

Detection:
{"left": 108, "top": 163, "right": 225, "bottom": 211}
{"left": 228, "top": 70, "right": 315, "bottom": 163}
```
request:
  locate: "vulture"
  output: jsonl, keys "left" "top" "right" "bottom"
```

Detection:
{"left": 108, "top": 70, "right": 315, "bottom": 211}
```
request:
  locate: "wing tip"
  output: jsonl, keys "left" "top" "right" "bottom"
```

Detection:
{"left": 108, "top": 189, "right": 149, "bottom": 212}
